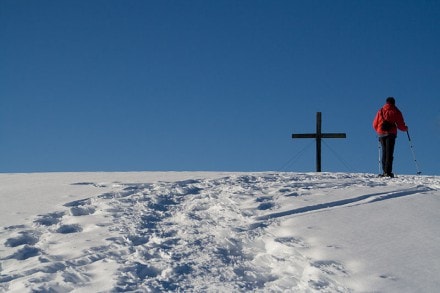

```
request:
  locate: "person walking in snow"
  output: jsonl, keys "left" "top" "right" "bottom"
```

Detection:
{"left": 373, "top": 97, "right": 408, "bottom": 178}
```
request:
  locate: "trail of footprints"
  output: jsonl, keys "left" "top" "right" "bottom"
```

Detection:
{"left": 0, "top": 181, "right": 202, "bottom": 291}
{"left": 0, "top": 187, "right": 110, "bottom": 290}
{"left": 1, "top": 175, "right": 362, "bottom": 291}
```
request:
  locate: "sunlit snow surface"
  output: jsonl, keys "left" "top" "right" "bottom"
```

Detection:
{"left": 1, "top": 172, "right": 439, "bottom": 292}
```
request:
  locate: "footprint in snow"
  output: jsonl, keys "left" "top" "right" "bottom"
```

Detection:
{"left": 71, "top": 182, "right": 107, "bottom": 188}
{"left": 248, "top": 221, "right": 270, "bottom": 230}
{"left": 4, "top": 231, "right": 40, "bottom": 247}
{"left": 275, "top": 236, "right": 310, "bottom": 248}
{"left": 257, "top": 202, "right": 275, "bottom": 210}
{"left": 33, "top": 211, "right": 65, "bottom": 226}
{"left": 56, "top": 224, "right": 83, "bottom": 234}
{"left": 7, "top": 245, "right": 41, "bottom": 260}
{"left": 326, "top": 244, "right": 343, "bottom": 249}
{"left": 278, "top": 188, "right": 301, "bottom": 197}
{"left": 256, "top": 196, "right": 275, "bottom": 210}
{"left": 256, "top": 196, "right": 273, "bottom": 202}
{"left": 278, "top": 188, "right": 291, "bottom": 193}
{"left": 69, "top": 206, "right": 96, "bottom": 216}
{"left": 4, "top": 225, "right": 27, "bottom": 230}
{"left": 305, "top": 260, "right": 350, "bottom": 292}
{"left": 63, "top": 198, "right": 97, "bottom": 216}
{"left": 311, "top": 260, "right": 348, "bottom": 276}
{"left": 308, "top": 279, "right": 332, "bottom": 290}
{"left": 127, "top": 235, "right": 150, "bottom": 246}
{"left": 64, "top": 198, "right": 92, "bottom": 207}
{"left": 380, "top": 274, "right": 399, "bottom": 281}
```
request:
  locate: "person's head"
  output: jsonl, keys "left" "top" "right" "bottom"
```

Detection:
{"left": 386, "top": 97, "right": 395, "bottom": 105}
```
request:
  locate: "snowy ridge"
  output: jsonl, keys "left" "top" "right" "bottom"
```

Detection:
{"left": 0, "top": 172, "right": 439, "bottom": 292}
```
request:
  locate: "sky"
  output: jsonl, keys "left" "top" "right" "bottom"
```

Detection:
{"left": 1, "top": 0, "right": 439, "bottom": 175}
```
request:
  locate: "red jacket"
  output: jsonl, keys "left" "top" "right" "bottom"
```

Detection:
{"left": 373, "top": 103, "right": 408, "bottom": 136}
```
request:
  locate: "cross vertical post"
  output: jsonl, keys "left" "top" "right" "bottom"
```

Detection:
{"left": 316, "top": 111, "right": 322, "bottom": 172}
{"left": 291, "top": 112, "right": 346, "bottom": 172}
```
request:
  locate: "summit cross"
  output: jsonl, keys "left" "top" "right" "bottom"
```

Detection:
{"left": 291, "top": 112, "right": 346, "bottom": 172}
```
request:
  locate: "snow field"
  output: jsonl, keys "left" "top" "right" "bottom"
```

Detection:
{"left": 0, "top": 172, "right": 439, "bottom": 292}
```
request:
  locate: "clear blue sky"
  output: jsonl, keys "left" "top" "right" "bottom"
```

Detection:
{"left": 1, "top": 0, "right": 439, "bottom": 175}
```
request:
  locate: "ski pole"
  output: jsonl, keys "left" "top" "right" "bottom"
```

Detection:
{"left": 406, "top": 130, "right": 421, "bottom": 175}
{"left": 378, "top": 138, "right": 382, "bottom": 174}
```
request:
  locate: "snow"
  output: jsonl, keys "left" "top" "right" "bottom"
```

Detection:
{"left": 0, "top": 172, "right": 439, "bottom": 292}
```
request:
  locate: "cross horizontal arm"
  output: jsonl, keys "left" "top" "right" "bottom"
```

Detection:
{"left": 292, "top": 134, "right": 317, "bottom": 138}
{"left": 292, "top": 133, "right": 346, "bottom": 139}
{"left": 321, "top": 133, "right": 346, "bottom": 138}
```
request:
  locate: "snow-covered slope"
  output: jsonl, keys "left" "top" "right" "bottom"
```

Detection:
{"left": 0, "top": 172, "right": 439, "bottom": 292}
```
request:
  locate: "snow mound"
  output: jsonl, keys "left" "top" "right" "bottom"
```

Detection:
{"left": 1, "top": 172, "right": 439, "bottom": 292}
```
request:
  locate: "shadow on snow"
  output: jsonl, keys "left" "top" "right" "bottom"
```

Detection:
{"left": 257, "top": 186, "right": 434, "bottom": 221}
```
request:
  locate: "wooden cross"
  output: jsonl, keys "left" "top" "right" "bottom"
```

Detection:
{"left": 291, "top": 112, "right": 346, "bottom": 172}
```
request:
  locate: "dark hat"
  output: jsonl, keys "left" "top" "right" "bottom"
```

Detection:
{"left": 386, "top": 97, "right": 395, "bottom": 105}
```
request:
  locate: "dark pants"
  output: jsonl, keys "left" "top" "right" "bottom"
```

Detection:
{"left": 379, "top": 134, "right": 396, "bottom": 175}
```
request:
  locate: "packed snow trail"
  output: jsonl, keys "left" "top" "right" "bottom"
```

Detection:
{"left": 0, "top": 172, "right": 439, "bottom": 292}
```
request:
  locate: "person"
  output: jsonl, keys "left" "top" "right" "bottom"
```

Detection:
{"left": 373, "top": 97, "right": 408, "bottom": 177}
